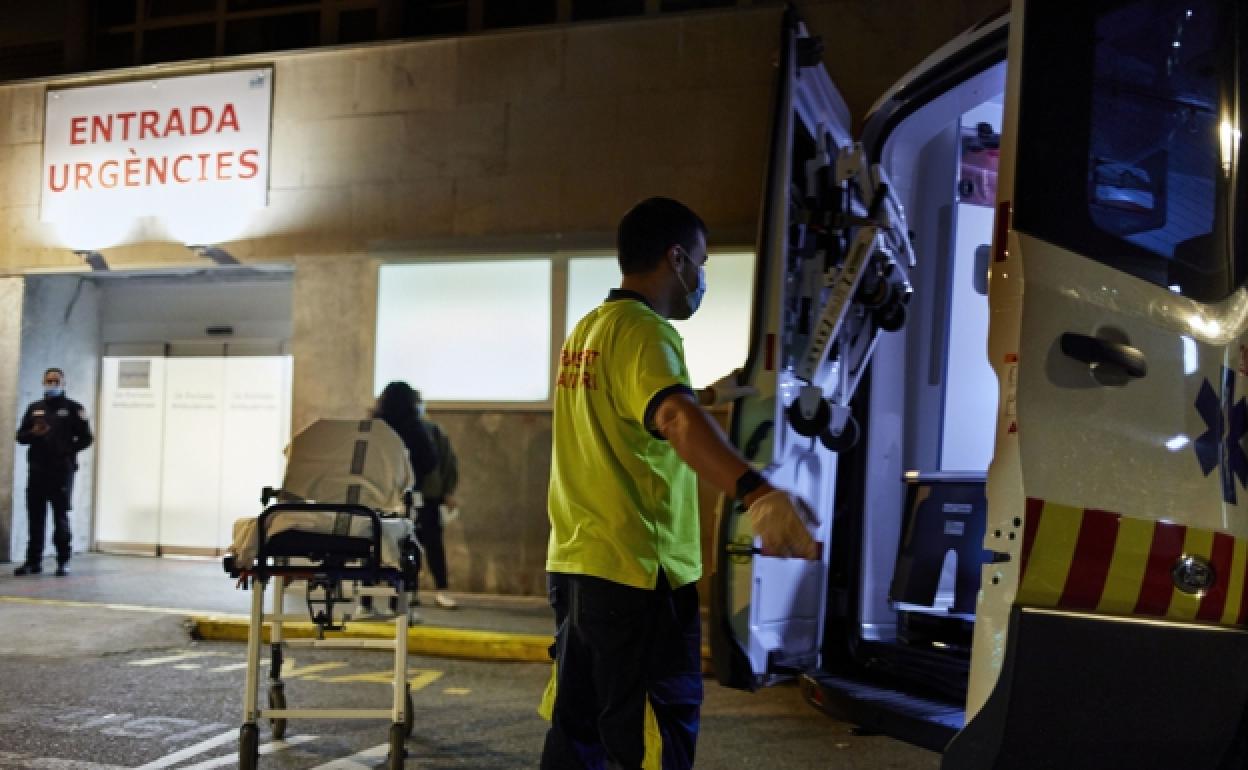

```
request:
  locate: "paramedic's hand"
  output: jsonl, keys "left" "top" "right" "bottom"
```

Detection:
{"left": 747, "top": 489, "right": 820, "bottom": 559}
{"left": 701, "top": 369, "right": 757, "bottom": 407}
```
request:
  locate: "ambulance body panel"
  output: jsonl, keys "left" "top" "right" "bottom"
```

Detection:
{"left": 711, "top": 1, "right": 1248, "bottom": 765}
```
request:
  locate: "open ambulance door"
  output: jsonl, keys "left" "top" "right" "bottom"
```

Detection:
{"left": 708, "top": 11, "right": 854, "bottom": 691}
{"left": 710, "top": 10, "right": 911, "bottom": 691}
{"left": 943, "top": 0, "right": 1248, "bottom": 767}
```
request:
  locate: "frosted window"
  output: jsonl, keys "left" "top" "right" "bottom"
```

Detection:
{"left": 565, "top": 252, "right": 755, "bottom": 389}
{"left": 375, "top": 260, "right": 552, "bottom": 401}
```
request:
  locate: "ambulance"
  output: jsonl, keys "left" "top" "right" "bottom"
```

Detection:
{"left": 712, "top": 2, "right": 1248, "bottom": 766}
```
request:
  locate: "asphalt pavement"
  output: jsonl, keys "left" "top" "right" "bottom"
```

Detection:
{"left": 0, "top": 554, "right": 942, "bottom": 768}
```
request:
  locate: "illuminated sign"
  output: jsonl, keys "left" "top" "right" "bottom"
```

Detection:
{"left": 40, "top": 69, "right": 272, "bottom": 234}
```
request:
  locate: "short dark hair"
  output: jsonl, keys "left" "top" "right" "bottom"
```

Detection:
{"left": 44, "top": 367, "right": 64, "bottom": 379}
{"left": 616, "top": 197, "right": 707, "bottom": 276}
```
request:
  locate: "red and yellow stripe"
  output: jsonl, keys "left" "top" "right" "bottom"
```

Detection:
{"left": 1018, "top": 498, "right": 1248, "bottom": 626}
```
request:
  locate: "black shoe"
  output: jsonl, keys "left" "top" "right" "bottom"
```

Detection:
{"left": 14, "top": 563, "right": 41, "bottom": 576}
{"left": 55, "top": 563, "right": 69, "bottom": 577}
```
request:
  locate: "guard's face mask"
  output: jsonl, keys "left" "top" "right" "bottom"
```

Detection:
{"left": 43, "top": 383, "right": 64, "bottom": 398}
{"left": 672, "top": 249, "right": 706, "bottom": 321}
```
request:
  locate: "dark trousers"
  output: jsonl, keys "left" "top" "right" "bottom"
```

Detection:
{"left": 541, "top": 571, "right": 702, "bottom": 770}
{"left": 416, "top": 501, "right": 448, "bottom": 590}
{"left": 26, "top": 471, "right": 73, "bottom": 566}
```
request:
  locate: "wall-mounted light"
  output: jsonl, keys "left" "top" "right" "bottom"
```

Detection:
{"left": 188, "top": 244, "right": 239, "bottom": 266}
{"left": 73, "top": 250, "right": 109, "bottom": 271}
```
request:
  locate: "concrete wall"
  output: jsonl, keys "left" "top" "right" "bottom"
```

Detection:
{"left": 0, "top": 277, "right": 23, "bottom": 562}
{"left": 9, "top": 275, "right": 101, "bottom": 563}
{"left": 430, "top": 410, "right": 552, "bottom": 596}
{"left": 0, "top": 8, "right": 779, "bottom": 272}
{"left": 290, "top": 254, "right": 379, "bottom": 433}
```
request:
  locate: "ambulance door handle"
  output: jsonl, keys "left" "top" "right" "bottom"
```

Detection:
{"left": 1060, "top": 333, "right": 1147, "bottom": 379}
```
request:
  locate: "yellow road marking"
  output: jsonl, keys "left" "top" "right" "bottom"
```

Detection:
{"left": 281, "top": 661, "right": 349, "bottom": 679}
{"left": 443, "top": 688, "right": 471, "bottom": 696}
{"left": 319, "top": 668, "right": 443, "bottom": 689}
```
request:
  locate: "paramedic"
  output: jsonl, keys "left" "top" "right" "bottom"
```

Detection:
{"left": 412, "top": 389, "right": 460, "bottom": 610}
{"left": 542, "top": 197, "right": 820, "bottom": 769}
{"left": 14, "top": 367, "right": 93, "bottom": 577}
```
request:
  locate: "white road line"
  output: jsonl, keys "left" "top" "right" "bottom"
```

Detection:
{"left": 307, "top": 743, "right": 389, "bottom": 769}
{"left": 172, "top": 664, "right": 201, "bottom": 670}
{"left": 128, "top": 652, "right": 219, "bottom": 667}
{"left": 134, "top": 729, "right": 236, "bottom": 769}
{"left": 177, "top": 735, "right": 318, "bottom": 770}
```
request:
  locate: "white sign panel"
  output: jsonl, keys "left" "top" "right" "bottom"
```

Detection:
{"left": 41, "top": 68, "right": 272, "bottom": 224}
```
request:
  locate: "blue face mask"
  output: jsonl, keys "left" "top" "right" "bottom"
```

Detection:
{"left": 673, "top": 258, "right": 706, "bottom": 320}
{"left": 44, "top": 387, "right": 64, "bottom": 399}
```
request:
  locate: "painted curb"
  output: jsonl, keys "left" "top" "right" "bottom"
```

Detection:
{"left": 192, "top": 614, "right": 553, "bottom": 663}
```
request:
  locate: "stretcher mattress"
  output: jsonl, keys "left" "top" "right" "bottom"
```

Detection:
{"left": 229, "top": 513, "right": 414, "bottom": 569}
{"left": 280, "top": 418, "right": 416, "bottom": 514}
{"left": 227, "top": 418, "right": 418, "bottom": 570}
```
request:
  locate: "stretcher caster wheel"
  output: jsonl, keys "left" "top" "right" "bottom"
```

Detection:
{"left": 786, "top": 398, "right": 830, "bottom": 438}
{"left": 819, "top": 414, "right": 859, "bottom": 453}
{"left": 239, "top": 724, "right": 259, "bottom": 770}
{"left": 387, "top": 722, "right": 407, "bottom": 769}
{"left": 874, "top": 299, "right": 908, "bottom": 332}
{"left": 268, "top": 683, "right": 287, "bottom": 739}
{"left": 404, "top": 685, "right": 414, "bottom": 737}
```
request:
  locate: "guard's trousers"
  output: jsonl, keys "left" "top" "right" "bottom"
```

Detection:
{"left": 26, "top": 470, "right": 73, "bottom": 566}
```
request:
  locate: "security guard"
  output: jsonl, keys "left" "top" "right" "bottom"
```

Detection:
{"left": 541, "top": 198, "right": 819, "bottom": 769}
{"left": 14, "top": 367, "right": 93, "bottom": 577}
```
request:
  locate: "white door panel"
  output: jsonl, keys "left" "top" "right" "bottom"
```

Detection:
{"left": 158, "top": 357, "right": 226, "bottom": 550}
{"left": 217, "top": 356, "right": 292, "bottom": 550}
{"left": 95, "top": 357, "right": 166, "bottom": 549}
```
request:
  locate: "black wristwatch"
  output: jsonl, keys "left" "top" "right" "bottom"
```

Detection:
{"left": 734, "top": 469, "right": 766, "bottom": 502}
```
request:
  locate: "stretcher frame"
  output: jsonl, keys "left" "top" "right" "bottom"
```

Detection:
{"left": 225, "top": 502, "right": 415, "bottom": 770}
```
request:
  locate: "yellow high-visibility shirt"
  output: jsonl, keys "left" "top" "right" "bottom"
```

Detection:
{"left": 546, "top": 290, "right": 701, "bottom": 590}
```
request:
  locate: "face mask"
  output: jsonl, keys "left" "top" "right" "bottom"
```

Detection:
{"left": 414, "top": 403, "right": 426, "bottom": 418}
{"left": 44, "top": 387, "right": 64, "bottom": 398}
{"left": 673, "top": 261, "right": 706, "bottom": 321}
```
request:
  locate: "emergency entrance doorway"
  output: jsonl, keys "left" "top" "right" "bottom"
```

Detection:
{"left": 94, "top": 343, "right": 292, "bottom": 556}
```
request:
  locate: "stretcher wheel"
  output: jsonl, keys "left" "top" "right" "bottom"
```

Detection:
{"left": 874, "top": 299, "right": 908, "bottom": 332}
{"left": 388, "top": 722, "right": 407, "bottom": 769}
{"left": 786, "top": 397, "right": 831, "bottom": 438}
{"left": 819, "top": 414, "right": 860, "bottom": 453}
{"left": 239, "top": 724, "right": 259, "bottom": 770}
{"left": 268, "top": 683, "right": 287, "bottom": 739}
{"left": 404, "top": 686, "right": 414, "bottom": 737}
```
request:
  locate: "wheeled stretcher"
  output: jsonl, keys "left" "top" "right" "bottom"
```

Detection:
{"left": 223, "top": 419, "right": 421, "bottom": 770}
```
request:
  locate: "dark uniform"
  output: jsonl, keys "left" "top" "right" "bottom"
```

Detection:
{"left": 15, "top": 395, "right": 93, "bottom": 570}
